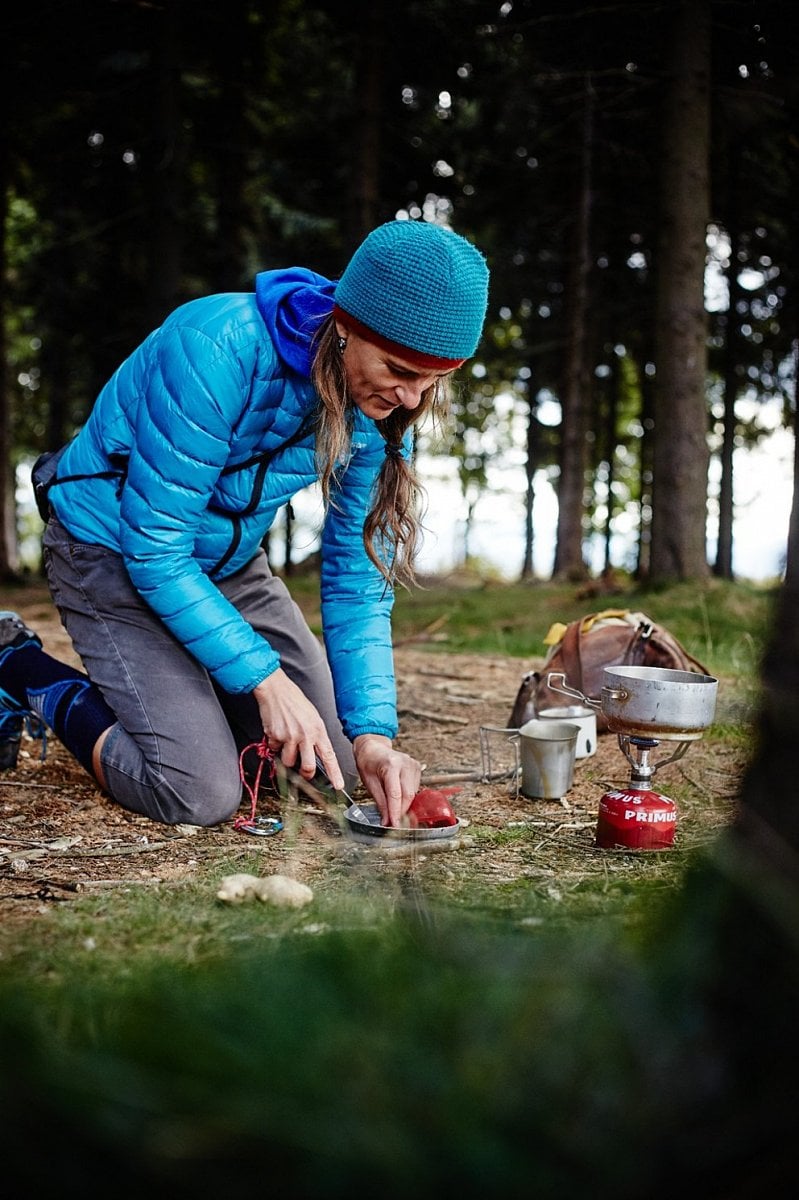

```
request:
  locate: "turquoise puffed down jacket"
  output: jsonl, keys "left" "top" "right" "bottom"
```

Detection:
{"left": 49, "top": 270, "right": 402, "bottom": 741}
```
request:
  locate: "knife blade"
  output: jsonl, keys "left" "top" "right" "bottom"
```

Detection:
{"left": 312, "top": 756, "right": 374, "bottom": 826}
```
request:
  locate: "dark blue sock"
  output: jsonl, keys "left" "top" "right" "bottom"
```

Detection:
{"left": 0, "top": 642, "right": 117, "bottom": 777}
{"left": 0, "top": 639, "right": 81, "bottom": 698}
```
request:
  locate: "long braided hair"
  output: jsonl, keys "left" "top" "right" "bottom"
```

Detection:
{"left": 310, "top": 315, "right": 451, "bottom": 587}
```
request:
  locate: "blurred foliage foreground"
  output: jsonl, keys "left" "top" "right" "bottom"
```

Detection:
{"left": 0, "top": 576, "right": 796, "bottom": 1196}
{"left": 0, "top": 846, "right": 795, "bottom": 1198}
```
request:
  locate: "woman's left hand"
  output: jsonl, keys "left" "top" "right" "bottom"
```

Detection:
{"left": 352, "top": 733, "right": 423, "bottom": 827}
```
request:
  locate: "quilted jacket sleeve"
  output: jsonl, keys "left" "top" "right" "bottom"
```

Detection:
{"left": 118, "top": 325, "right": 281, "bottom": 694}
{"left": 320, "top": 426, "right": 400, "bottom": 741}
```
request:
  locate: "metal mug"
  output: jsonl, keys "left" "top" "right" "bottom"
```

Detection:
{"left": 537, "top": 704, "right": 597, "bottom": 758}
{"left": 517, "top": 719, "right": 580, "bottom": 800}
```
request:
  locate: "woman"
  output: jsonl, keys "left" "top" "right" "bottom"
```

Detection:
{"left": 0, "top": 219, "right": 489, "bottom": 827}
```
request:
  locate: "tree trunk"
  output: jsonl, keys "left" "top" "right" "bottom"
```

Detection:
{"left": 347, "top": 0, "right": 386, "bottom": 246}
{"left": 520, "top": 390, "right": 537, "bottom": 581}
{"left": 601, "top": 361, "right": 620, "bottom": 574}
{"left": 713, "top": 154, "right": 743, "bottom": 580}
{"left": 553, "top": 75, "right": 594, "bottom": 581}
{"left": 213, "top": 0, "right": 251, "bottom": 291}
{"left": 635, "top": 358, "right": 655, "bottom": 579}
{"left": 145, "top": 0, "right": 184, "bottom": 327}
{"left": 785, "top": 338, "right": 799, "bottom": 590}
{"left": 649, "top": 0, "right": 712, "bottom": 583}
{"left": 0, "top": 113, "right": 18, "bottom": 579}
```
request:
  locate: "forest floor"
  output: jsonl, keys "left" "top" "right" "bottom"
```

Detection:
{"left": 0, "top": 587, "right": 751, "bottom": 937}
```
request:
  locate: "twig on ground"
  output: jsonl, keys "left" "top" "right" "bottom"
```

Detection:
{"left": 398, "top": 708, "right": 470, "bottom": 726}
{"left": 416, "top": 666, "right": 475, "bottom": 680}
{"left": 421, "top": 769, "right": 512, "bottom": 784}
{"left": 0, "top": 781, "right": 89, "bottom": 789}
{"left": 50, "top": 839, "right": 185, "bottom": 858}
{"left": 532, "top": 821, "right": 595, "bottom": 851}
{"left": 392, "top": 614, "right": 449, "bottom": 647}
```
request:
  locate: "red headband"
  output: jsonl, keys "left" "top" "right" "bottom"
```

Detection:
{"left": 333, "top": 305, "right": 466, "bottom": 371}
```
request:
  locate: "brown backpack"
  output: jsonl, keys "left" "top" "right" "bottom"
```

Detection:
{"left": 508, "top": 609, "right": 710, "bottom": 733}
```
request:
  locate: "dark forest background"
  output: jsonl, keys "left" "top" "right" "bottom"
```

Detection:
{"left": 2, "top": 0, "right": 798, "bottom": 584}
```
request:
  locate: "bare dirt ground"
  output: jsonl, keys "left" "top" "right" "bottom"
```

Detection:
{"left": 0, "top": 590, "right": 749, "bottom": 932}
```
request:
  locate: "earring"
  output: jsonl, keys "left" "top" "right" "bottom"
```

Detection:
{"left": 337, "top": 336, "right": 347, "bottom": 353}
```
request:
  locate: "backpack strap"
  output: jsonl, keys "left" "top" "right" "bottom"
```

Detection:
{"left": 32, "top": 444, "right": 128, "bottom": 522}
{"left": 207, "top": 413, "right": 317, "bottom": 577}
{"left": 560, "top": 614, "right": 642, "bottom": 696}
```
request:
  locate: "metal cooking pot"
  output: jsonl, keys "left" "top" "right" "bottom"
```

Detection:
{"left": 547, "top": 665, "right": 718, "bottom": 740}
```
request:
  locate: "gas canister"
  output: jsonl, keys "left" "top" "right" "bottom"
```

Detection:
{"left": 595, "top": 787, "right": 677, "bottom": 850}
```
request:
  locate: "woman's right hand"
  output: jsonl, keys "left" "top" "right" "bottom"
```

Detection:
{"left": 253, "top": 668, "right": 344, "bottom": 789}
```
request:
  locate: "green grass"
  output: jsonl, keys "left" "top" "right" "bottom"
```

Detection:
{"left": 283, "top": 567, "right": 776, "bottom": 676}
{"left": 0, "top": 839, "right": 696, "bottom": 986}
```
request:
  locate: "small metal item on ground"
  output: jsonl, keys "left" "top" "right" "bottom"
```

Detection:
{"left": 240, "top": 815, "right": 284, "bottom": 838}
{"left": 479, "top": 725, "right": 521, "bottom": 795}
{"left": 233, "top": 738, "right": 283, "bottom": 836}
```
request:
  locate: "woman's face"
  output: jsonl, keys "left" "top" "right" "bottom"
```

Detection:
{"left": 336, "top": 321, "right": 455, "bottom": 421}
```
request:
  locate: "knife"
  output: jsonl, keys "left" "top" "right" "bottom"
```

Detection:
{"left": 312, "top": 756, "right": 374, "bottom": 826}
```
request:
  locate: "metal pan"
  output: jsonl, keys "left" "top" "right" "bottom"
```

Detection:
{"left": 600, "top": 665, "right": 718, "bottom": 739}
{"left": 344, "top": 801, "right": 462, "bottom": 845}
{"left": 547, "top": 665, "right": 718, "bottom": 740}
{"left": 307, "top": 760, "right": 461, "bottom": 845}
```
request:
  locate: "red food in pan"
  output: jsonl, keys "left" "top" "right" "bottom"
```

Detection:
{"left": 408, "top": 786, "right": 460, "bottom": 828}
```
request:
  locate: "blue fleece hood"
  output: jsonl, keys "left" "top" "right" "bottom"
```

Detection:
{"left": 255, "top": 267, "right": 337, "bottom": 377}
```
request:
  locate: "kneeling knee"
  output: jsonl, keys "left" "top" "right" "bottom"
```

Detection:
{"left": 182, "top": 783, "right": 243, "bottom": 827}
{"left": 153, "top": 777, "right": 243, "bottom": 828}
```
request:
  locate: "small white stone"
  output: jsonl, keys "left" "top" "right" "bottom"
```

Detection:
{"left": 216, "top": 873, "right": 261, "bottom": 903}
{"left": 254, "top": 874, "right": 314, "bottom": 908}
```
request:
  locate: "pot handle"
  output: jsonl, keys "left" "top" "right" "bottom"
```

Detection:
{"left": 546, "top": 672, "right": 602, "bottom": 710}
{"left": 602, "top": 685, "right": 629, "bottom": 702}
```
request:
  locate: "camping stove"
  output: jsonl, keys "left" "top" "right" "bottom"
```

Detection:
{"left": 546, "top": 664, "right": 719, "bottom": 852}
{"left": 595, "top": 735, "right": 692, "bottom": 850}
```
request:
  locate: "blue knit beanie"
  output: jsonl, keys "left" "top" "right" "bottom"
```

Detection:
{"left": 334, "top": 220, "right": 489, "bottom": 367}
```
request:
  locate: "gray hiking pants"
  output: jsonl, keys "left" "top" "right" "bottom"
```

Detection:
{"left": 42, "top": 516, "right": 357, "bottom": 825}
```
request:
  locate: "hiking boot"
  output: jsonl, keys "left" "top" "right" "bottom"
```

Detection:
{"left": 0, "top": 611, "right": 46, "bottom": 769}
{"left": 0, "top": 611, "right": 43, "bottom": 655}
{"left": 0, "top": 712, "right": 24, "bottom": 769}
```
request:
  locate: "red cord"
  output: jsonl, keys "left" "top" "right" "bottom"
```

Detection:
{"left": 233, "top": 738, "right": 277, "bottom": 832}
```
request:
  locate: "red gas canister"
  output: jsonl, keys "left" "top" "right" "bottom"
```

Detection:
{"left": 595, "top": 787, "right": 677, "bottom": 851}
